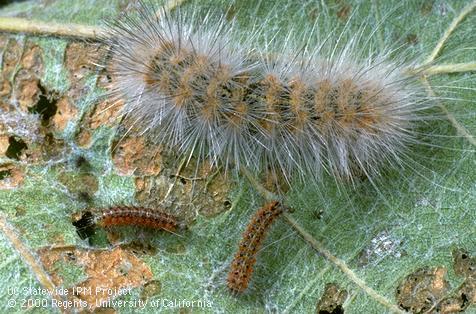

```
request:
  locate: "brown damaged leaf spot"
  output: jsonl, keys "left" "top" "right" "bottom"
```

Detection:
{"left": 421, "top": 250, "right": 476, "bottom": 313}
{"left": 0, "top": 109, "right": 44, "bottom": 162}
{"left": 453, "top": 249, "right": 476, "bottom": 279}
{"left": 74, "top": 247, "right": 153, "bottom": 309}
{"left": 0, "top": 78, "right": 12, "bottom": 99}
{"left": 134, "top": 155, "right": 231, "bottom": 223}
{"left": 14, "top": 75, "right": 41, "bottom": 111}
{"left": 21, "top": 41, "right": 44, "bottom": 76}
{"left": 0, "top": 121, "right": 68, "bottom": 165}
{"left": 27, "top": 83, "right": 59, "bottom": 125}
{"left": 65, "top": 42, "right": 108, "bottom": 103}
{"left": 0, "top": 134, "right": 35, "bottom": 162}
{"left": 190, "top": 161, "right": 232, "bottom": 218}
{"left": 0, "top": 131, "right": 60, "bottom": 164}
{"left": 96, "top": 68, "right": 114, "bottom": 89}
{"left": 437, "top": 297, "right": 467, "bottom": 314}
{"left": 0, "top": 163, "right": 24, "bottom": 189}
{"left": 38, "top": 246, "right": 153, "bottom": 311}
{"left": 112, "top": 136, "right": 163, "bottom": 176}
{"left": 64, "top": 42, "right": 103, "bottom": 83}
{"left": 316, "top": 283, "right": 348, "bottom": 314}
{"left": 435, "top": 249, "right": 476, "bottom": 312}
{"left": 11, "top": 41, "right": 45, "bottom": 111}
{"left": 76, "top": 99, "right": 123, "bottom": 147}
{"left": 460, "top": 280, "right": 476, "bottom": 306}
{"left": 2, "top": 38, "right": 22, "bottom": 79}
{"left": 52, "top": 97, "right": 77, "bottom": 132}
{"left": 0, "top": 135, "right": 9, "bottom": 157}
{"left": 95, "top": 45, "right": 116, "bottom": 90}
{"left": 76, "top": 129, "right": 92, "bottom": 148}
{"left": 89, "top": 100, "right": 123, "bottom": 129}
{"left": 396, "top": 267, "right": 450, "bottom": 313}
{"left": 37, "top": 246, "right": 72, "bottom": 287}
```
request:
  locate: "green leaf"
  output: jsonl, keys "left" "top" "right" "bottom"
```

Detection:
{"left": 0, "top": 0, "right": 475, "bottom": 313}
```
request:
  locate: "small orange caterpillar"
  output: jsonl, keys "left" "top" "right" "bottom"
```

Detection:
{"left": 227, "top": 201, "right": 284, "bottom": 293}
{"left": 97, "top": 206, "right": 178, "bottom": 231}
{"left": 73, "top": 206, "right": 179, "bottom": 239}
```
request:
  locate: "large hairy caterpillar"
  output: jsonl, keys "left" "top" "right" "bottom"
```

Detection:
{"left": 101, "top": 1, "right": 440, "bottom": 184}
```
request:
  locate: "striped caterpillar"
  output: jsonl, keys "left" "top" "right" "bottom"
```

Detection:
{"left": 73, "top": 206, "right": 179, "bottom": 239}
{"left": 100, "top": 2, "right": 435, "bottom": 185}
{"left": 227, "top": 201, "right": 284, "bottom": 293}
